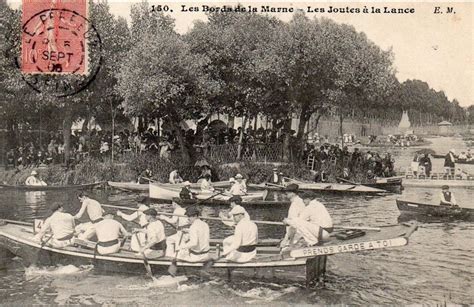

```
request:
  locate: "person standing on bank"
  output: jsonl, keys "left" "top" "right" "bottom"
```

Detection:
{"left": 419, "top": 153, "right": 432, "bottom": 177}
{"left": 440, "top": 185, "right": 457, "bottom": 207}
{"left": 444, "top": 149, "right": 456, "bottom": 177}
{"left": 34, "top": 203, "right": 75, "bottom": 248}
{"left": 221, "top": 206, "right": 258, "bottom": 263}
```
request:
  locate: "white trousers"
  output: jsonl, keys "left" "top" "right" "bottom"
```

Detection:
{"left": 223, "top": 236, "right": 257, "bottom": 263}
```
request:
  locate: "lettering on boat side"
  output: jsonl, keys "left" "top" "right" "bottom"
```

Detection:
{"left": 290, "top": 238, "right": 408, "bottom": 258}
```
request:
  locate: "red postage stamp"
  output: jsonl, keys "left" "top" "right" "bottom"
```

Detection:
{"left": 21, "top": 0, "right": 88, "bottom": 74}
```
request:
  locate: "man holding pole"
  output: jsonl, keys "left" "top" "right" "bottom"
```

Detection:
{"left": 177, "top": 207, "right": 211, "bottom": 262}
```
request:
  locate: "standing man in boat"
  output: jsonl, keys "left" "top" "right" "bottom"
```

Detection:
{"left": 84, "top": 213, "right": 130, "bottom": 255}
{"left": 219, "top": 196, "right": 250, "bottom": 227}
{"left": 221, "top": 206, "right": 258, "bottom": 263}
{"left": 440, "top": 185, "right": 457, "bottom": 207}
{"left": 160, "top": 201, "right": 189, "bottom": 257}
{"left": 444, "top": 149, "right": 456, "bottom": 177}
{"left": 34, "top": 203, "right": 76, "bottom": 248}
{"left": 116, "top": 197, "right": 149, "bottom": 251}
{"left": 419, "top": 153, "right": 432, "bottom": 178}
{"left": 74, "top": 193, "right": 105, "bottom": 240}
{"left": 280, "top": 184, "right": 306, "bottom": 249}
{"left": 25, "top": 170, "right": 47, "bottom": 186}
{"left": 132, "top": 208, "right": 167, "bottom": 259}
{"left": 283, "top": 197, "right": 333, "bottom": 248}
{"left": 177, "top": 206, "right": 211, "bottom": 262}
{"left": 169, "top": 169, "right": 183, "bottom": 184}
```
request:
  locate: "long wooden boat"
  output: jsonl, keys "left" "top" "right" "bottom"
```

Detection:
{"left": 249, "top": 180, "right": 386, "bottom": 195}
{"left": 0, "top": 220, "right": 417, "bottom": 287}
{"left": 402, "top": 178, "right": 474, "bottom": 188}
{"left": 0, "top": 182, "right": 104, "bottom": 191}
{"left": 108, "top": 180, "right": 231, "bottom": 192}
{"left": 365, "top": 176, "right": 403, "bottom": 192}
{"left": 149, "top": 183, "right": 267, "bottom": 201}
{"left": 396, "top": 199, "right": 474, "bottom": 221}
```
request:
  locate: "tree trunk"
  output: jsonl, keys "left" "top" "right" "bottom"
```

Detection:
{"left": 62, "top": 108, "right": 73, "bottom": 166}
{"left": 282, "top": 118, "right": 291, "bottom": 162}
{"left": 170, "top": 118, "right": 190, "bottom": 163}
{"left": 237, "top": 116, "right": 247, "bottom": 160}
{"left": 296, "top": 109, "right": 311, "bottom": 160}
{"left": 339, "top": 113, "right": 344, "bottom": 147}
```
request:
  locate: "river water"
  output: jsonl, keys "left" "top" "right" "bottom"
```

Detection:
{"left": 0, "top": 137, "right": 473, "bottom": 305}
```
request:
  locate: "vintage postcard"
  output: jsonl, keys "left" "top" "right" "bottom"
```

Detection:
{"left": 0, "top": 0, "right": 472, "bottom": 305}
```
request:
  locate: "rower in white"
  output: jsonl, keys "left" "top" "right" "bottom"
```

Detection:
{"left": 169, "top": 169, "right": 183, "bottom": 184}
{"left": 25, "top": 170, "right": 47, "bottom": 186}
{"left": 116, "top": 198, "right": 149, "bottom": 251}
{"left": 34, "top": 203, "right": 75, "bottom": 248}
{"left": 219, "top": 195, "right": 250, "bottom": 227}
{"left": 85, "top": 213, "right": 130, "bottom": 255}
{"left": 222, "top": 206, "right": 258, "bottom": 263}
{"left": 227, "top": 174, "right": 247, "bottom": 196}
{"left": 283, "top": 197, "right": 333, "bottom": 248}
{"left": 74, "top": 193, "right": 105, "bottom": 240}
{"left": 280, "top": 184, "right": 306, "bottom": 248}
{"left": 177, "top": 206, "right": 211, "bottom": 262}
{"left": 160, "top": 201, "right": 189, "bottom": 257}
{"left": 200, "top": 174, "right": 214, "bottom": 192}
{"left": 132, "top": 209, "right": 167, "bottom": 259}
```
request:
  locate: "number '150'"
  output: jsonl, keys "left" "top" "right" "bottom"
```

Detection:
{"left": 151, "top": 5, "right": 170, "bottom": 12}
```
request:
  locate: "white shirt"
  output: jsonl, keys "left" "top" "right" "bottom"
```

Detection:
{"left": 160, "top": 206, "right": 189, "bottom": 227}
{"left": 146, "top": 220, "right": 166, "bottom": 244}
{"left": 200, "top": 179, "right": 214, "bottom": 192}
{"left": 75, "top": 198, "right": 104, "bottom": 222}
{"left": 25, "top": 176, "right": 47, "bottom": 186}
{"left": 35, "top": 211, "right": 75, "bottom": 240}
{"left": 181, "top": 219, "right": 210, "bottom": 253}
{"left": 228, "top": 182, "right": 247, "bottom": 196}
{"left": 93, "top": 219, "right": 128, "bottom": 242}
{"left": 222, "top": 205, "right": 250, "bottom": 227}
{"left": 169, "top": 170, "right": 183, "bottom": 184}
{"left": 288, "top": 196, "right": 306, "bottom": 219}
{"left": 300, "top": 200, "right": 333, "bottom": 229}
{"left": 227, "top": 219, "right": 258, "bottom": 253}
{"left": 119, "top": 205, "right": 148, "bottom": 226}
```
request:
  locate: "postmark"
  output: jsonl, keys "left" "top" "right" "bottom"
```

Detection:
{"left": 19, "top": 0, "right": 102, "bottom": 97}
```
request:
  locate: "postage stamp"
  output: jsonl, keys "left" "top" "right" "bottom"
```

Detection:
{"left": 19, "top": 0, "right": 102, "bottom": 96}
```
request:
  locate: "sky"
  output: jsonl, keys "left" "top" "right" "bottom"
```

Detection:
{"left": 8, "top": 1, "right": 474, "bottom": 107}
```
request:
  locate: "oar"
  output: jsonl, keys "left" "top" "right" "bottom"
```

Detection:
{"left": 337, "top": 177, "right": 360, "bottom": 185}
{"left": 140, "top": 177, "right": 156, "bottom": 183}
{"left": 134, "top": 233, "right": 156, "bottom": 281}
{"left": 166, "top": 189, "right": 226, "bottom": 276}
{"left": 0, "top": 219, "right": 34, "bottom": 227}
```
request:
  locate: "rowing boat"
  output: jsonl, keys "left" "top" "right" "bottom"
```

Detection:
{"left": 0, "top": 220, "right": 417, "bottom": 287}
{"left": 249, "top": 179, "right": 386, "bottom": 195}
{"left": 108, "top": 180, "right": 232, "bottom": 192}
{"left": 402, "top": 178, "right": 474, "bottom": 188}
{"left": 396, "top": 199, "right": 474, "bottom": 221}
{"left": 0, "top": 182, "right": 104, "bottom": 191}
{"left": 149, "top": 183, "right": 267, "bottom": 201}
{"left": 172, "top": 198, "right": 290, "bottom": 206}
{"left": 365, "top": 176, "right": 404, "bottom": 192}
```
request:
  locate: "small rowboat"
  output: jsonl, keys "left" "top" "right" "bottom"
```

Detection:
{"left": 0, "top": 182, "right": 104, "bottom": 191}
{"left": 172, "top": 198, "right": 290, "bottom": 206}
{"left": 0, "top": 220, "right": 417, "bottom": 287}
{"left": 365, "top": 176, "right": 403, "bottom": 192}
{"left": 396, "top": 199, "right": 474, "bottom": 221}
{"left": 149, "top": 183, "right": 267, "bottom": 201}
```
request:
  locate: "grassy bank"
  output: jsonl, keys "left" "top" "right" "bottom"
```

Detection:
{"left": 0, "top": 154, "right": 314, "bottom": 185}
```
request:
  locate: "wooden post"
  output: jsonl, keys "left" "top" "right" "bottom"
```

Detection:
{"left": 305, "top": 255, "right": 327, "bottom": 288}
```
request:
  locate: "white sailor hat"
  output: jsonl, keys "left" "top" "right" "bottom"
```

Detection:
{"left": 229, "top": 177, "right": 236, "bottom": 182}
{"left": 183, "top": 181, "right": 191, "bottom": 186}
{"left": 231, "top": 206, "right": 246, "bottom": 215}
{"left": 235, "top": 174, "right": 243, "bottom": 179}
{"left": 31, "top": 170, "right": 38, "bottom": 175}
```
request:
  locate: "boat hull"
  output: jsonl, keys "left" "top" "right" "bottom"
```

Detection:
{"left": 248, "top": 182, "right": 385, "bottom": 194}
{"left": 108, "top": 180, "right": 232, "bottom": 192}
{"left": 0, "top": 182, "right": 104, "bottom": 191}
{"left": 396, "top": 199, "right": 474, "bottom": 221}
{"left": 149, "top": 183, "right": 266, "bottom": 202}
{"left": 402, "top": 178, "right": 474, "bottom": 188}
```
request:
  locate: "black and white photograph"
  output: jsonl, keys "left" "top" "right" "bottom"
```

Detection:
{"left": 0, "top": 0, "right": 472, "bottom": 305}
